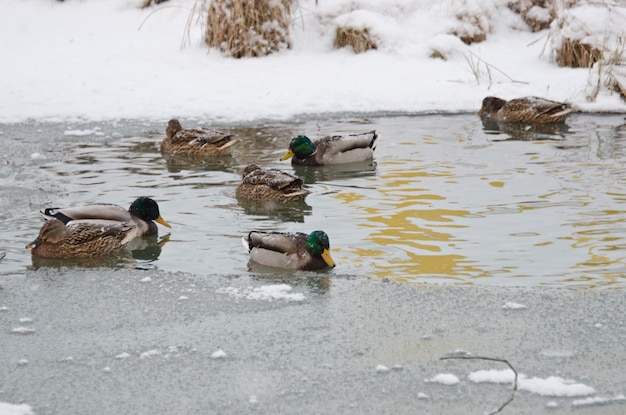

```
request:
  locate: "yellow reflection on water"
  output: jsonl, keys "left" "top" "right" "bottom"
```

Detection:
{"left": 332, "top": 160, "right": 487, "bottom": 282}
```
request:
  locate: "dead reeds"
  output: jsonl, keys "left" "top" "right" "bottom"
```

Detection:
{"left": 334, "top": 27, "right": 377, "bottom": 53}
{"left": 554, "top": 38, "right": 603, "bottom": 68}
{"left": 204, "top": 0, "right": 292, "bottom": 58}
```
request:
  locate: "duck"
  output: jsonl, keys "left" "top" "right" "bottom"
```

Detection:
{"left": 243, "top": 230, "right": 336, "bottom": 270}
{"left": 26, "top": 218, "right": 138, "bottom": 259}
{"left": 41, "top": 197, "right": 170, "bottom": 237}
{"left": 478, "top": 96, "right": 573, "bottom": 124}
{"left": 236, "top": 164, "right": 309, "bottom": 202}
{"left": 160, "top": 119, "right": 238, "bottom": 155}
{"left": 280, "top": 131, "right": 379, "bottom": 166}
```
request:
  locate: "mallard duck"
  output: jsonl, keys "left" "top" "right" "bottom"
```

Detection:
{"left": 26, "top": 218, "right": 138, "bottom": 258}
{"left": 243, "top": 230, "right": 336, "bottom": 270}
{"left": 236, "top": 164, "right": 309, "bottom": 202}
{"left": 280, "top": 131, "right": 379, "bottom": 166}
{"left": 161, "top": 119, "right": 238, "bottom": 155}
{"left": 478, "top": 96, "right": 572, "bottom": 124}
{"left": 41, "top": 197, "right": 170, "bottom": 237}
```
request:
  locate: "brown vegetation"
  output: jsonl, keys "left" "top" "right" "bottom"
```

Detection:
{"left": 451, "top": 11, "right": 489, "bottom": 45}
{"left": 554, "top": 38, "right": 603, "bottom": 68}
{"left": 204, "top": 0, "right": 292, "bottom": 58}
{"left": 334, "top": 27, "right": 377, "bottom": 53}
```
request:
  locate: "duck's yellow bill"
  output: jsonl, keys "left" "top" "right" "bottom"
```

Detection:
{"left": 322, "top": 248, "right": 336, "bottom": 268}
{"left": 156, "top": 215, "right": 171, "bottom": 228}
{"left": 280, "top": 150, "right": 295, "bottom": 161}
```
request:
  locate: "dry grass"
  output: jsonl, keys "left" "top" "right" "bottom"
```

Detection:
{"left": 334, "top": 27, "right": 377, "bottom": 53}
{"left": 508, "top": 0, "right": 554, "bottom": 32}
{"left": 555, "top": 38, "right": 603, "bottom": 68}
{"left": 204, "top": 0, "right": 292, "bottom": 58}
{"left": 141, "top": 0, "right": 169, "bottom": 8}
{"left": 451, "top": 12, "right": 489, "bottom": 45}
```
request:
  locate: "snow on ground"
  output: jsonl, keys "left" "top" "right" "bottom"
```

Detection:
{"left": 1, "top": 0, "right": 624, "bottom": 124}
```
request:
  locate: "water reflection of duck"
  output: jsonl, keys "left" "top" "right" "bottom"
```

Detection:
{"left": 127, "top": 233, "right": 170, "bottom": 261}
{"left": 280, "top": 131, "right": 379, "bottom": 166}
{"left": 480, "top": 116, "right": 569, "bottom": 141}
{"left": 236, "top": 164, "right": 309, "bottom": 202}
{"left": 162, "top": 152, "right": 237, "bottom": 173}
{"left": 237, "top": 197, "right": 312, "bottom": 223}
{"left": 161, "top": 119, "right": 238, "bottom": 156}
{"left": 292, "top": 160, "right": 377, "bottom": 184}
{"left": 243, "top": 230, "right": 336, "bottom": 271}
{"left": 41, "top": 197, "right": 170, "bottom": 237}
{"left": 478, "top": 96, "right": 573, "bottom": 124}
{"left": 26, "top": 218, "right": 137, "bottom": 259}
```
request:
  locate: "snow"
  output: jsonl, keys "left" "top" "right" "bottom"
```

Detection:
{"left": 469, "top": 369, "right": 596, "bottom": 397}
{"left": 502, "top": 301, "right": 528, "bottom": 309}
{"left": 216, "top": 284, "right": 305, "bottom": 301}
{"left": 1, "top": 0, "right": 625, "bottom": 124}
{"left": 427, "top": 373, "right": 460, "bottom": 385}
{"left": 211, "top": 349, "right": 227, "bottom": 359}
{"left": 0, "top": 403, "right": 34, "bottom": 415}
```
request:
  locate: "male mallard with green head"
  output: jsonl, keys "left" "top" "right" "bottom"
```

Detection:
{"left": 26, "top": 218, "right": 138, "bottom": 258}
{"left": 280, "top": 131, "right": 379, "bottom": 166}
{"left": 236, "top": 164, "right": 309, "bottom": 202}
{"left": 243, "top": 230, "right": 336, "bottom": 270}
{"left": 478, "top": 96, "right": 572, "bottom": 124}
{"left": 161, "top": 119, "right": 238, "bottom": 155}
{"left": 41, "top": 197, "right": 170, "bottom": 237}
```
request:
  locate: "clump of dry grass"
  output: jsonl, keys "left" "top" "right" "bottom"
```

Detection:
{"left": 451, "top": 11, "right": 489, "bottom": 45}
{"left": 204, "top": 0, "right": 292, "bottom": 58}
{"left": 334, "top": 27, "right": 377, "bottom": 53}
{"left": 555, "top": 38, "right": 603, "bottom": 68}
{"left": 508, "top": 0, "right": 553, "bottom": 32}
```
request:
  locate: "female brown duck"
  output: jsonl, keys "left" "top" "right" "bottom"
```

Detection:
{"left": 26, "top": 219, "right": 137, "bottom": 258}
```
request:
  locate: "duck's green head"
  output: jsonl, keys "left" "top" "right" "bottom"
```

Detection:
{"left": 129, "top": 197, "right": 171, "bottom": 228}
{"left": 306, "top": 230, "right": 336, "bottom": 268}
{"left": 280, "top": 135, "right": 316, "bottom": 160}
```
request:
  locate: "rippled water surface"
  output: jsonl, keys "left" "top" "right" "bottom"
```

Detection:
{"left": 2, "top": 113, "right": 626, "bottom": 287}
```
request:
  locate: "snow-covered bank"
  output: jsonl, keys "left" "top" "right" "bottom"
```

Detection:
{"left": 0, "top": 0, "right": 624, "bottom": 123}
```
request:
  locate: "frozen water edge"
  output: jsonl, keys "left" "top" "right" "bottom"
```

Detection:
{"left": 1, "top": 267, "right": 625, "bottom": 415}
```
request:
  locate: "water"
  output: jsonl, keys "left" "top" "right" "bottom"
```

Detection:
{"left": 1, "top": 113, "right": 626, "bottom": 287}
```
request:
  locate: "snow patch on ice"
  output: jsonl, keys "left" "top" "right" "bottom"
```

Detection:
{"left": 427, "top": 373, "right": 460, "bottom": 385}
{"left": 217, "top": 284, "right": 305, "bottom": 301}
{"left": 469, "top": 369, "right": 596, "bottom": 397}
{"left": 0, "top": 402, "right": 35, "bottom": 415}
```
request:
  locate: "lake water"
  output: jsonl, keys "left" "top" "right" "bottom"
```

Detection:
{"left": 2, "top": 113, "right": 626, "bottom": 288}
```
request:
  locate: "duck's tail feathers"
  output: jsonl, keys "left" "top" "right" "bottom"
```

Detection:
{"left": 41, "top": 208, "right": 73, "bottom": 224}
{"left": 368, "top": 131, "right": 379, "bottom": 151}
{"left": 242, "top": 234, "right": 253, "bottom": 252}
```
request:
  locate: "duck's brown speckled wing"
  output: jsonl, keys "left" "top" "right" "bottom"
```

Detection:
{"left": 247, "top": 231, "right": 306, "bottom": 254}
